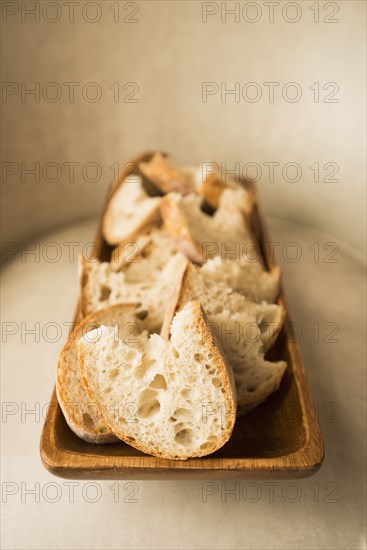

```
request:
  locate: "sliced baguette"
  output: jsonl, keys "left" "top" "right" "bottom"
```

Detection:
{"left": 78, "top": 300, "right": 236, "bottom": 460}
{"left": 102, "top": 174, "right": 161, "bottom": 245}
{"left": 79, "top": 253, "right": 187, "bottom": 333}
{"left": 201, "top": 256, "right": 282, "bottom": 303}
{"left": 139, "top": 152, "right": 195, "bottom": 195}
{"left": 56, "top": 304, "right": 149, "bottom": 443}
{"left": 160, "top": 189, "right": 258, "bottom": 265}
{"left": 161, "top": 261, "right": 287, "bottom": 414}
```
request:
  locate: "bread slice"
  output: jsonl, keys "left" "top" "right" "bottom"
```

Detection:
{"left": 110, "top": 226, "right": 177, "bottom": 278}
{"left": 160, "top": 189, "right": 258, "bottom": 265}
{"left": 201, "top": 257, "right": 282, "bottom": 303}
{"left": 161, "top": 261, "right": 287, "bottom": 414}
{"left": 56, "top": 304, "right": 149, "bottom": 443}
{"left": 139, "top": 152, "right": 195, "bottom": 195}
{"left": 79, "top": 253, "right": 187, "bottom": 333}
{"left": 162, "top": 260, "right": 284, "bottom": 351}
{"left": 78, "top": 300, "right": 236, "bottom": 460}
{"left": 102, "top": 174, "right": 161, "bottom": 245}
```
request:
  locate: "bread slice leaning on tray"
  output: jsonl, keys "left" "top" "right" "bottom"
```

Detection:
{"left": 78, "top": 300, "right": 236, "bottom": 460}
{"left": 56, "top": 150, "right": 287, "bottom": 456}
{"left": 161, "top": 261, "right": 287, "bottom": 415}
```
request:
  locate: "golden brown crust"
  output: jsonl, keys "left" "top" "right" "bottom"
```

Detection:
{"left": 190, "top": 300, "right": 237, "bottom": 423}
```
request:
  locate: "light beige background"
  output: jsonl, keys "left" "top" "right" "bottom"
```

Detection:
{"left": 1, "top": 0, "right": 366, "bottom": 260}
{"left": 1, "top": 1, "right": 366, "bottom": 549}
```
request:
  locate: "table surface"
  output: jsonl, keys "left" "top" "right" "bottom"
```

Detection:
{"left": 1, "top": 218, "right": 366, "bottom": 550}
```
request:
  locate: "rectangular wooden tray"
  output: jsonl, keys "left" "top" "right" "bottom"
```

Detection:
{"left": 40, "top": 151, "right": 324, "bottom": 479}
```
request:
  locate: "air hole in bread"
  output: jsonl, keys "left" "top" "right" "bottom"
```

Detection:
{"left": 211, "top": 377, "right": 221, "bottom": 388}
{"left": 99, "top": 285, "right": 111, "bottom": 301}
{"left": 136, "top": 310, "right": 148, "bottom": 321}
{"left": 174, "top": 428, "right": 195, "bottom": 447}
{"left": 137, "top": 398, "right": 160, "bottom": 420}
{"left": 137, "top": 388, "right": 160, "bottom": 419}
{"left": 172, "top": 347, "right": 180, "bottom": 359}
{"left": 180, "top": 388, "right": 193, "bottom": 399}
{"left": 194, "top": 353, "right": 204, "bottom": 363}
{"left": 173, "top": 408, "right": 192, "bottom": 421}
{"left": 104, "top": 387, "right": 112, "bottom": 394}
{"left": 109, "top": 368, "right": 119, "bottom": 380}
{"left": 149, "top": 374, "right": 168, "bottom": 390}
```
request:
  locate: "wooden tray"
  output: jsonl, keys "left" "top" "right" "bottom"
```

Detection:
{"left": 40, "top": 151, "right": 324, "bottom": 479}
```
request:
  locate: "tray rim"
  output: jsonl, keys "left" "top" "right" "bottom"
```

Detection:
{"left": 40, "top": 151, "right": 324, "bottom": 480}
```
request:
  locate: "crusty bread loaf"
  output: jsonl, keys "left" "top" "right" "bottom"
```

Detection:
{"left": 139, "top": 153, "right": 195, "bottom": 195}
{"left": 201, "top": 256, "right": 282, "bottom": 303}
{"left": 79, "top": 253, "right": 187, "bottom": 332}
{"left": 78, "top": 300, "right": 236, "bottom": 459}
{"left": 161, "top": 261, "right": 286, "bottom": 414}
{"left": 110, "top": 226, "right": 177, "bottom": 278}
{"left": 103, "top": 174, "right": 161, "bottom": 245}
{"left": 160, "top": 188, "right": 257, "bottom": 265}
{"left": 56, "top": 304, "right": 149, "bottom": 443}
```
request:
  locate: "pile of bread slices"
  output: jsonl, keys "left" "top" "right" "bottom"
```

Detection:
{"left": 56, "top": 152, "right": 287, "bottom": 460}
